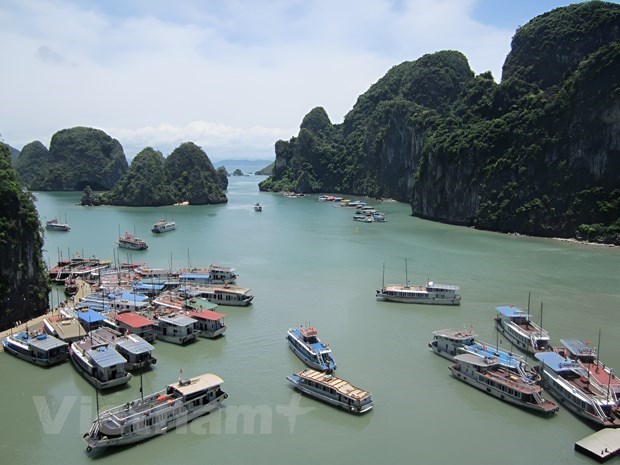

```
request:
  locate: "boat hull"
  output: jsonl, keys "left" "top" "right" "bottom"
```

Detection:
{"left": 155, "top": 333, "right": 198, "bottom": 345}
{"left": 377, "top": 290, "right": 461, "bottom": 305}
{"left": 287, "top": 336, "right": 335, "bottom": 372}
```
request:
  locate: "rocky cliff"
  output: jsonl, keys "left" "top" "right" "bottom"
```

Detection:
{"left": 260, "top": 2, "right": 620, "bottom": 244}
{"left": 0, "top": 143, "right": 50, "bottom": 331}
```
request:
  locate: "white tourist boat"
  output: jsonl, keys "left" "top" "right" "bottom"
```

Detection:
{"left": 535, "top": 352, "right": 620, "bottom": 427}
{"left": 2, "top": 330, "right": 68, "bottom": 366}
{"left": 117, "top": 232, "right": 148, "bottom": 250}
{"left": 286, "top": 326, "right": 336, "bottom": 372}
{"left": 90, "top": 327, "right": 156, "bottom": 370}
{"left": 182, "top": 284, "right": 254, "bottom": 306}
{"left": 151, "top": 219, "right": 176, "bottom": 233}
{"left": 494, "top": 300, "right": 551, "bottom": 355}
{"left": 376, "top": 261, "right": 460, "bottom": 305}
{"left": 287, "top": 369, "right": 373, "bottom": 414}
{"left": 449, "top": 353, "right": 559, "bottom": 415}
{"left": 69, "top": 338, "right": 132, "bottom": 390}
{"left": 45, "top": 218, "right": 70, "bottom": 231}
{"left": 84, "top": 372, "right": 227, "bottom": 454}
{"left": 254, "top": 202, "right": 262, "bottom": 211}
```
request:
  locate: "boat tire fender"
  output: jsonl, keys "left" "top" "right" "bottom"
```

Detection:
{"left": 223, "top": 393, "right": 228, "bottom": 399}
{"left": 86, "top": 446, "right": 92, "bottom": 453}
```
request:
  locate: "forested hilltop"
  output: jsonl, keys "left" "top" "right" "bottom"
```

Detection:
{"left": 14, "top": 128, "right": 227, "bottom": 206}
{"left": 0, "top": 143, "right": 50, "bottom": 331}
{"left": 259, "top": 2, "right": 620, "bottom": 244}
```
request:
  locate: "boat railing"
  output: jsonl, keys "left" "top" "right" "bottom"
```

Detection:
{"left": 102, "top": 394, "right": 181, "bottom": 424}
{"left": 486, "top": 370, "right": 539, "bottom": 392}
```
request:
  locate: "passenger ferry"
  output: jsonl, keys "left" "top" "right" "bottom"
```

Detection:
{"left": 286, "top": 326, "right": 336, "bottom": 372}
{"left": 555, "top": 338, "right": 620, "bottom": 397}
{"left": 117, "top": 232, "right": 148, "bottom": 250}
{"left": 494, "top": 304, "right": 551, "bottom": 355}
{"left": 535, "top": 352, "right": 620, "bottom": 427}
{"left": 45, "top": 218, "right": 70, "bottom": 231}
{"left": 90, "top": 327, "right": 156, "bottom": 370}
{"left": 449, "top": 353, "right": 559, "bottom": 415}
{"left": 287, "top": 369, "right": 373, "bottom": 414}
{"left": 182, "top": 284, "right": 254, "bottom": 306}
{"left": 2, "top": 330, "right": 68, "bottom": 366}
{"left": 69, "top": 338, "right": 132, "bottom": 390}
{"left": 376, "top": 261, "right": 460, "bottom": 305}
{"left": 151, "top": 220, "right": 176, "bottom": 233}
{"left": 428, "top": 329, "right": 537, "bottom": 380}
{"left": 84, "top": 372, "right": 227, "bottom": 454}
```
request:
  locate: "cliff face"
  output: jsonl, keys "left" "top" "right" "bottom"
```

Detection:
{"left": 16, "top": 126, "right": 128, "bottom": 191}
{"left": 261, "top": 2, "right": 620, "bottom": 243}
{"left": 0, "top": 144, "right": 50, "bottom": 331}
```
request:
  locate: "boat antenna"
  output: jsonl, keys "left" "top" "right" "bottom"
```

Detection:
{"left": 539, "top": 302, "right": 543, "bottom": 340}
{"left": 382, "top": 263, "right": 385, "bottom": 289}
{"left": 527, "top": 292, "right": 531, "bottom": 323}
{"left": 596, "top": 328, "right": 601, "bottom": 371}
{"left": 140, "top": 369, "right": 144, "bottom": 402}
{"left": 405, "top": 258, "right": 409, "bottom": 287}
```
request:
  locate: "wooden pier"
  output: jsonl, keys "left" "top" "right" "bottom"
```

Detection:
{"left": 575, "top": 429, "right": 620, "bottom": 462}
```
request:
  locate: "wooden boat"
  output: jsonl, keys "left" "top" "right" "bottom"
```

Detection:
{"left": 287, "top": 369, "right": 373, "bottom": 414}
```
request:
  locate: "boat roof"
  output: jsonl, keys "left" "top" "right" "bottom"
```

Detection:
{"left": 76, "top": 309, "right": 105, "bottom": 323}
{"left": 115, "top": 336, "right": 154, "bottom": 354}
{"left": 158, "top": 314, "right": 197, "bottom": 325}
{"left": 297, "top": 369, "right": 370, "bottom": 399}
{"left": 115, "top": 312, "right": 154, "bottom": 328}
{"left": 187, "top": 309, "right": 226, "bottom": 320}
{"left": 108, "top": 292, "right": 149, "bottom": 302}
{"left": 495, "top": 305, "right": 528, "bottom": 318}
{"left": 432, "top": 328, "right": 476, "bottom": 339}
{"left": 560, "top": 339, "right": 597, "bottom": 358}
{"left": 28, "top": 333, "right": 67, "bottom": 350}
{"left": 454, "top": 353, "right": 500, "bottom": 367}
{"left": 535, "top": 352, "right": 579, "bottom": 371}
{"left": 184, "top": 298, "right": 218, "bottom": 311}
{"left": 133, "top": 282, "right": 166, "bottom": 291}
{"left": 179, "top": 273, "right": 212, "bottom": 280}
{"left": 427, "top": 282, "right": 460, "bottom": 290}
{"left": 87, "top": 346, "right": 127, "bottom": 367}
{"left": 45, "top": 316, "right": 84, "bottom": 340}
{"left": 169, "top": 373, "right": 224, "bottom": 396}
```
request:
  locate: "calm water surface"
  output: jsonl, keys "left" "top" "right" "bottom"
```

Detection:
{"left": 1, "top": 175, "right": 619, "bottom": 464}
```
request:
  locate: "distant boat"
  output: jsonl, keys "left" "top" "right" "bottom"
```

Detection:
{"left": 449, "top": 353, "right": 559, "bottom": 415}
{"left": 254, "top": 202, "right": 262, "bottom": 212}
{"left": 2, "top": 330, "right": 68, "bottom": 366}
{"left": 46, "top": 218, "right": 70, "bottom": 231}
{"left": 181, "top": 284, "right": 254, "bottom": 307}
{"left": 84, "top": 371, "right": 227, "bottom": 454}
{"left": 286, "top": 326, "right": 336, "bottom": 372}
{"left": 151, "top": 219, "right": 176, "bottom": 233}
{"left": 117, "top": 232, "right": 148, "bottom": 250}
{"left": 376, "top": 260, "right": 461, "bottom": 305}
{"left": 287, "top": 369, "right": 373, "bottom": 414}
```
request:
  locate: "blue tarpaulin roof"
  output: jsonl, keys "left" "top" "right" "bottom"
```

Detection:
{"left": 76, "top": 309, "right": 105, "bottom": 323}
{"left": 495, "top": 306, "right": 528, "bottom": 318}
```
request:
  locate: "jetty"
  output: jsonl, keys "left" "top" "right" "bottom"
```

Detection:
{"left": 575, "top": 429, "right": 620, "bottom": 462}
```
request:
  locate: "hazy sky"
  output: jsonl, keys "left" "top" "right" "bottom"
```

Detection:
{"left": 0, "top": 0, "right": 597, "bottom": 160}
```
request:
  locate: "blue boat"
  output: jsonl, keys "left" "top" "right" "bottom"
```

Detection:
{"left": 286, "top": 326, "right": 336, "bottom": 372}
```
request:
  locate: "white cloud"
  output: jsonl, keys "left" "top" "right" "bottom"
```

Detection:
{"left": 0, "top": 0, "right": 525, "bottom": 159}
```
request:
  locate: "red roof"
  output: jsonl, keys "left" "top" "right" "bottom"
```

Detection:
{"left": 115, "top": 312, "right": 154, "bottom": 328}
{"left": 187, "top": 309, "right": 226, "bottom": 320}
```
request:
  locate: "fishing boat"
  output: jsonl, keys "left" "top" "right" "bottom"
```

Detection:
{"left": 117, "top": 232, "right": 148, "bottom": 250}
{"left": 83, "top": 371, "right": 227, "bottom": 454}
{"left": 2, "top": 330, "right": 68, "bottom": 366}
{"left": 535, "top": 352, "right": 620, "bottom": 427}
{"left": 555, "top": 337, "right": 620, "bottom": 397}
{"left": 428, "top": 328, "right": 537, "bottom": 379}
{"left": 45, "top": 218, "right": 70, "bottom": 231}
{"left": 287, "top": 369, "right": 373, "bottom": 414}
{"left": 286, "top": 326, "right": 336, "bottom": 372}
{"left": 90, "top": 327, "right": 156, "bottom": 370}
{"left": 151, "top": 219, "right": 176, "bottom": 233}
{"left": 449, "top": 353, "right": 559, "bottom": 415}
{"left": 254, "top": 202, "right": 262, "bottom": 212}
{"left": 376, "top": 261, "right": 461, "bottom": 305}
{"left": 494, "top": 299, "right": 551, "bottom": 355}
{"left": 69, "top": 338, "right": 132, "bottom": 390}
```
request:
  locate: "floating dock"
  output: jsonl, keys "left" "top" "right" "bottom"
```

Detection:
{"left": 575, "top": 428, "right": 620, "bottom": 462}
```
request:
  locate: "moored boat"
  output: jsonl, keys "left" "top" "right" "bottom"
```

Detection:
{"left": 83, "top": 372, "right": 227, "bottom": 454}
{"left": 187, "top": 309, "right": 227, "bottom": 338}
{"left": 535, "top": 352, "right": 620, "bottom": 427}
{"left": 153, "top": 313, "right": 198, "bottom": 345}
{"left": 46, "top": 218, "right": 70, "bottom": 231}
{"left": 494, "top": 301, "right": 551, "bottom": 355}
{"left": 69, "top": 338, "right": 132, "bottom": 390}
{"left": 118, "top": 232, "right": 148, "bottom": 250}
{"left": 449, "top": 353, "right": 559, "bottom": 415}
{"left": 151, "top": 220, "right": 176, "bottom": 233}
{"left": 182, "top": 284, "right": 253, "bottom": 306}
{"left": 286, "top": 326, "right": 336, "bottom": 372}
{"left": 287, "top": 369, "right": 373, "bottom": 414}
{"left": 90, "top": 327, "right": 156, "bottom": 370}
{"left": 2, "top": 330, "right": 68, "bottom": 366}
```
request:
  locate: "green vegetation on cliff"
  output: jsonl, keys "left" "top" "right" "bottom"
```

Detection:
{"left": 260, "top": 2, "right": 620, "bottom": 244}
{"left": 0, "top": 143, "right": 50, "bottom": 331}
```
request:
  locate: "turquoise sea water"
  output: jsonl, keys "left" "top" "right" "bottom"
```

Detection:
{"left": 1, "top": 175, "right": 619, "bottom": 464}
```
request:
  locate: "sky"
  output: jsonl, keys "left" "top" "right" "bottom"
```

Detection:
{"left": 0, "top": 0, "right": 605, "bottom": 161}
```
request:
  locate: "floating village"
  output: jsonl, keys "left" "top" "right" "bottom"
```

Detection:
{"left": 3, "top": 202, "right": 620, "bottom": 462}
